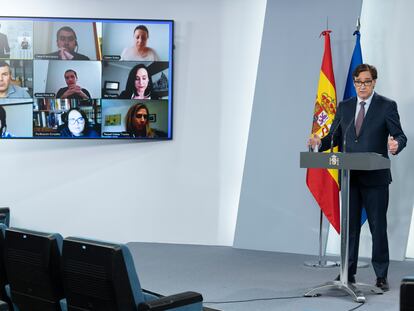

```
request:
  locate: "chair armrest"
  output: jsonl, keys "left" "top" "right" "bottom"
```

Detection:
{"left": 138, "top": 291, "right": 203, "bottom": 311}
{"left": 142, "top": 288, "right": 164, "bottom": 298}
{"left": 0, "top": 300, "right": 9, "bottom": 311}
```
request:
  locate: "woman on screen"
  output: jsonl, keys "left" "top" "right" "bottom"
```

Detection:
{"left": 0, "top": 105, "right": 12, "bottom": 138}
{"left": 119, "top": 64, "right": 155, "bottom": 100}
{"left": 60, "top": 107, "right": 99, "bottom": 138}
{"left": 56, "top": 69, "right": 91, "bottom": 100}
{"left": 120, "top": 25, "right": 159, "bottom": 61}
{"left": 125, "top": 103, "right": 166, "bottom": 138}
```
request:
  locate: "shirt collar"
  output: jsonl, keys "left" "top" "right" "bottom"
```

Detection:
{"left": 6, "top": 84, "right": 17, "bottom": 97}
{"left": 357, "top": 91, "right": 375, "bottom": 107}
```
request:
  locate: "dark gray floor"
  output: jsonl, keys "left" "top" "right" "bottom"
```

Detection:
{"left": 127, "top": 242, "right": 414, "bottom": 311}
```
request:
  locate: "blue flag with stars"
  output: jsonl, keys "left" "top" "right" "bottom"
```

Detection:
{"left": 343, "top": 30, "right": 367, "bottom": 225}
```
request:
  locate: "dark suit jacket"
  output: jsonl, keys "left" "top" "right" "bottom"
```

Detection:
{"left": 320, "top": 93, "right": 407, "bottom": 186}
{"left": 45, "top": 50, "right": 89, "bottom": 60}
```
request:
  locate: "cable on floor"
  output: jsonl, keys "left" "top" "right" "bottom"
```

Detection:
{"left": 348, "top": 302, "right": 365, "bottom": 311}
{"left": 204, "top": 294, "right": 306, "bottom": 304}
{"left": 205, "top": 293, "right": 365, "bottom": 311}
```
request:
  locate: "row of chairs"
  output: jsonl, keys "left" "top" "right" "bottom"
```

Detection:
{"left": 0, "top": 225, "right": 204, "bottom": 311}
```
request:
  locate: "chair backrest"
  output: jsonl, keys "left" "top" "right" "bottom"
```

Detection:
{"left": 4, "top": 227, "right": 64, "bottom": 311}
{"left": 62, "top": 237, "right": 145, "bottom": 311}
{"left": 0, "top": 224, "right": 13, "bottom": 309}
{"left": 0, "top": 224, "right": 8, "bottom": 289}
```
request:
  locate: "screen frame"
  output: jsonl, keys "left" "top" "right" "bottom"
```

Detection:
{"left": 0, "top": 15, "right": 174, "bottom": 141}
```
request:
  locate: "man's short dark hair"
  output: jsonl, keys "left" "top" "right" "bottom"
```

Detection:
{"left": 0, "top": 61, "right": 11, "bottom": 76}
{"left": 0, "top": 60, "right": 10, "bottom": 69}
{"left": 64, "top": 69, "right": 78, "bottom": 78}
{"left": 352, "top": 63, "right": 378, "bottom": 80}
{"left": 56, "top": 26, "right": 77, "bottom": 40}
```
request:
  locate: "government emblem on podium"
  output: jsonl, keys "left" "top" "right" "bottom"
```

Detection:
{"left": 329, "top": 154, "right": 339, "bottom": 166}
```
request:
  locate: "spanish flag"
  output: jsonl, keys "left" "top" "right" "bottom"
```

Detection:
{"left": 306, "top": 30, "right": 340, "bottom": 233}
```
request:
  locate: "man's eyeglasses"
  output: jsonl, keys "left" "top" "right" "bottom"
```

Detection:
{"left": 135, "top": 114, "right": 148, "bottom": 120}
{"left": 59, "top": 35, "right": 76, "bottom": 42}
{"left": 354, "top": 80, "right": 373, "bottom": 87}
{"left": 68, "top": 117, "right": 85, "bottom": 125}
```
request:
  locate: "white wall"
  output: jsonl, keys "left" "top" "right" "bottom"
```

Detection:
{"left": 407, "top": 206, "right": 414, "bottom": 258}
{"left": 358, "top": 0, "right": 414, "bottom": 260}
{"left": 0, "top": 0, "right": 266, "bottom": 245}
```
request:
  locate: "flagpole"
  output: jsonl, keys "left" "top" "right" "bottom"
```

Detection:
{"left": 304, "top": 209, "right": 337, "bottom": 267}
{"left": 304, "top": 27, "right": 338, "bottom": 269}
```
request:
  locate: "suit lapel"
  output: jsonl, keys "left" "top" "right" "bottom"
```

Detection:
{"left": 345, "top": 98, "right": 357, "bottom": 137}
{"left": 358, "top": 92, "right": 379, "bottom": 137}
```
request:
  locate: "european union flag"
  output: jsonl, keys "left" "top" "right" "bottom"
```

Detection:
{"left": 343, "top": 30, "right": 362, "bottom": 100}
{"left": 343, "top": 30, "right": 367, "bottom": 225}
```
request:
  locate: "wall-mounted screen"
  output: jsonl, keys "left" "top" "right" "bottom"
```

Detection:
{"left": 0, "top": 16, "right": 173, "bottom": 139}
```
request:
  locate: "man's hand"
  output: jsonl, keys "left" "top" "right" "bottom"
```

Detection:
{"left": 61, "top": 86, "right": 88, "bottom": 99}
{"left": 388, "top": 136, "right": 399, "bottom": 155}
{"left": 308, "top": 134, "right": 321, "bottom": 151}
{"left": 59, "top": 48, "right": 74, "bottom": 60}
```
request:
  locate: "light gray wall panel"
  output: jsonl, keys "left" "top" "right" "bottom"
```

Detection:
{"left": 234, "top": 0, "right": 363, "bottom": 255}
{"left": 357, "top": 0, "right": 414, "bottom": 260}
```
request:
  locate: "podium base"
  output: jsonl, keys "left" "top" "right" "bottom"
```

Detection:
{"left": 304, "top": 260, "right": 338, "bottom": 268}
{"left": 335, "top": 260, "right": 370, "bottom": 268}
{"left": 304, "top": 280, "right": 383, "bottom": 303}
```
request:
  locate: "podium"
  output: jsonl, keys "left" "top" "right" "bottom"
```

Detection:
{"left": 300, "top": 152, "right": 390, "bottom": 303}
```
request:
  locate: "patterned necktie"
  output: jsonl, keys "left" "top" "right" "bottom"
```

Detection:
{"left": 355, "top": 101, "right": 366, "bottom": 136}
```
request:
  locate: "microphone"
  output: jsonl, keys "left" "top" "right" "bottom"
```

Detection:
{"left": 329, "top": 118, "right": 342, "bottom": 153}
{"left": 343, "top": 116, "right": 355, "bottom": 153}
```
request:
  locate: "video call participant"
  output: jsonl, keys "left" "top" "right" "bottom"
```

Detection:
{"left": 0, "top": 24, "right": 10, "bottom": 58}
{"left": 125, "top": 103, "right": 166, "bottom": 138}
{"left": 21, "top": 37, "right": 30, "bottom": 50}
{"left": 47, "top": 26, "right": 89, "bottom": 60}
{"left": 119, "top": 64, "right": 154, "bottom": 100}
{"left": 0, "top": 105, "right": 12, "bottom": 138}
{"left": 120, "top": 25, "right": 159, "bottom": 61}
{"left": 308, "top": 64, "right": 407, "bottom": 291}
{"left": 60, "top": 107, "right": 99, "bottom": 137}
{"left": 56, "top": 69, "right": 91, "bottom": 100}
{"left": 0, "top": 61, "right": 31, "bottom": 98}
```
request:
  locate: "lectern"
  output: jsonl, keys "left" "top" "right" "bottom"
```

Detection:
{"left": 300, "top": 152, "right": 390, "bottom": 303}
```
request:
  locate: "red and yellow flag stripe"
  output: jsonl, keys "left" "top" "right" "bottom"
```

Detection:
{"left": 306, "top": 30, "right": 340, "bottom": 233}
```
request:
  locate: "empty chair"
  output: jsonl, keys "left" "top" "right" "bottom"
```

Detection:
{"left": 61, "top": 237, "right": 203, "bottom": 311}
{"left": 4, "top": 228, "right": 65, "bottom": 311}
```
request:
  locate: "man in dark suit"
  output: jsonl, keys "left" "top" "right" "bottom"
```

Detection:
{"left": 0, "top": 24, "right": 10, "bottom": 58}
{"left": 44, "top": 26, "right": 89, "bottom": 60}
{"left": 309, "top": 64, "right": 407, "bottom": 291}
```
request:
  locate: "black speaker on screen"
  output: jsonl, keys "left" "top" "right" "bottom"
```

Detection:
{"left": 401, "top": 277, "right": 414, "bottom": 311}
